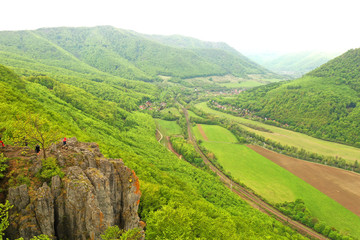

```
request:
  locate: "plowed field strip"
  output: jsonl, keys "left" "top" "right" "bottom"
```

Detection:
{"left": 196, "top": 124, "right": 208, "bottom": 141}
{"left": 248, "top": 145, "right": 360, "bottom": 217}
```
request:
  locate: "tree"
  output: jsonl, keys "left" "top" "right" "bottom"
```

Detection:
{"left": 11, "top": 114, "right": 60, "bottom": 159}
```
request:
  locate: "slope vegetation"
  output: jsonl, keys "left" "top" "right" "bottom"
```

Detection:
{"left": 144, "top": 34, "right": 275, "bottom": 78}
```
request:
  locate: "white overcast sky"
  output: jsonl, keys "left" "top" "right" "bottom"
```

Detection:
{"left": 1, "top": 0, "right": 359, "bottom": 54}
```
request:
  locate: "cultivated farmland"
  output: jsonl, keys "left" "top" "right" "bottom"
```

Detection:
{"left": 195, "top": 102, "right": 360, "bottom": 163}
{"left": 192, "top": 124, "right": 360, "bottom": 237}
{"left": 249, "top": 145, "right": 360, "bottom": 217}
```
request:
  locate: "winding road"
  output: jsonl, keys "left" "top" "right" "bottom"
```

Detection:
{"left": 180, "top": 105, "right": 328, "bottom": 240}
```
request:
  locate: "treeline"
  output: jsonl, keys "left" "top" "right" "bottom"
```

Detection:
{"left": 229, "top": 120, "right": 360, "bottom": 173}
{"left": 276, "top": 199, "right": 354, "bottom": 240}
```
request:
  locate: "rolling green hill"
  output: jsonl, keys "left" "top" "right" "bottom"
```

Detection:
{"left": 0, "top": 26, "right": 276, "bottom": 81}
{"left": 216, "top": 48, "right": 360, "bottom": 146}
{"left": 144, "top": 34, "right": 278, "bottom": 78}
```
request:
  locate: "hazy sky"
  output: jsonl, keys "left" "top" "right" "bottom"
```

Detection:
{"left": 1, "top": 0, "right": 359, "bottom": 53}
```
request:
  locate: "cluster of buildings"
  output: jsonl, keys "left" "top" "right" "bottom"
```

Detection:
{"left": 210, "top": 101, "right": 289, "bottom": 128}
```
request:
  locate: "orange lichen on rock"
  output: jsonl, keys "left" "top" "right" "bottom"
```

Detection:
{"left": 99, "top": 211, "right": 104, "bottom": 228}
{"left": 139, "top": 220, "right": 146, "bottom": 229}
{"left": 132, "top": 170, "right": 141, "bottom": 195}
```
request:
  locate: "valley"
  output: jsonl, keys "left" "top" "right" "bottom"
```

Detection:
{"left": 1, "top": 25, "right": 360, "bottom": 240}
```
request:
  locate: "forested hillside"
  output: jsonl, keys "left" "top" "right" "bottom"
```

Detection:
{"left": 0, "top": 26, "right": 276, "bottom": 81}
{"left": 0, "top": 26, "right": 305, "bottom": 239}
{"left": 216, "top": 48, "right": 360, "bottom": 146}
{"left": 143, "top": 34, "right": 274, "bottom": 78}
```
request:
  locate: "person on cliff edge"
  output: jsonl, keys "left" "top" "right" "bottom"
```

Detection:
{"left": 35, "top": 144, "right": 40, "bottom": 155}
{"left": 0, "top": 137, "right": 4, "bottom": 148}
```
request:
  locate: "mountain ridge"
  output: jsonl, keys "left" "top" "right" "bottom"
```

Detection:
{"left": 0, "top": 25, "right": 278, "bottom": 81}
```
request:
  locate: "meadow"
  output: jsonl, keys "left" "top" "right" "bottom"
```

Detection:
{"left": 160, "top": 107, "right": 181, "bottom": 118}
{"left": 195, "top": 102, "right": 360, "bottom": 163}
{"left": 192, "top": 123, "right": 360, "bottom": 237}
{"left": 155, "top": 119, "right": 182, "bottom": 136}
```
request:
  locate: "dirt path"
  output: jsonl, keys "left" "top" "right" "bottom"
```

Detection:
{"left": 248, "top": 145, "right": 360, "bottom": 217}
{"left": 180, "top": 105, "right": 327, "bottom": 240}
{"left": 166, "top": 136, "right": 181, "bottom": 159}
{"left": 196, "top": 124, "right": 208, "bottom": 141}
{"left": 155, "top": 129, "right": 163, "bottom": 143}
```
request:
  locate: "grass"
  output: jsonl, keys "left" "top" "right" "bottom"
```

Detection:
{"left": 155, "top": 119, "right": 182, "bottom": 136}
{"left": 195, "top": 102, "right": 360, "bottom": 163}
{"left": 193, "top": 124, "right": 237, "bottom": 143}
{"left": 161, "top": 107, "right": 181, "bottom": 117}
{"left": 193, "top": 124, "right": 360, "bottom": 237}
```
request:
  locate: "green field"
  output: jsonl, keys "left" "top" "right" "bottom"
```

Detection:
{"left": 194, "top": 124, "right": 237, "bottom": 143}
{"left": 155, "top": 119, "right": 182, "bottom": 136}
{"left": 195, "top": 102, "right": 360, "bottom": 163}
{"left": 192, "top": 124, "right": 360, "bottom": 237}
{"left": 160, "top": 107, "right": 181, "bottom": 117}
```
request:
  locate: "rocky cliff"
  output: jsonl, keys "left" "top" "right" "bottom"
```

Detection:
{"left": 4, "top": 137, "right": 142, "bottom": 240}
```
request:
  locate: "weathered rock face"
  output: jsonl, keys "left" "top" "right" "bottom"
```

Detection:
{"left": 6, "top": 137, "right": 142, "bottom": 240}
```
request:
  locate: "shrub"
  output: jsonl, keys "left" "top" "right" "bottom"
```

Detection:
{"left": 0, "top": 153, "right": 8, "bottom": 178}
{"left": 101, "top": 225, "right": 142, "bottom": 240}
{"left": 38, "top": 157, "right": 64, "bottom": 183}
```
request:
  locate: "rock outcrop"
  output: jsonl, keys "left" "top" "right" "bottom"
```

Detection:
{"left": 5, "top": 137, "right": 142, "bottom": 240}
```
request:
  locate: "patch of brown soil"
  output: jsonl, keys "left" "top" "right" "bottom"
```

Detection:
{"left": 197, "top": 124, "right": 208, "bottom": 141}
{"left": 248, "top": 145, "right": 360, "bottom": 217}
{"left": 166, "top": 137, "right": 181, "bottom": 158}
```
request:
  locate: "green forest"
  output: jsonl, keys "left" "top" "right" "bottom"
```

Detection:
{"left": 0, "top": 26, "right": 308, "bottom": 239}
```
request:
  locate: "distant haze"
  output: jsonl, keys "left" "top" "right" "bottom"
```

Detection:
{"left": 1, "top": 0, "right": 360, "bottom": 54}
